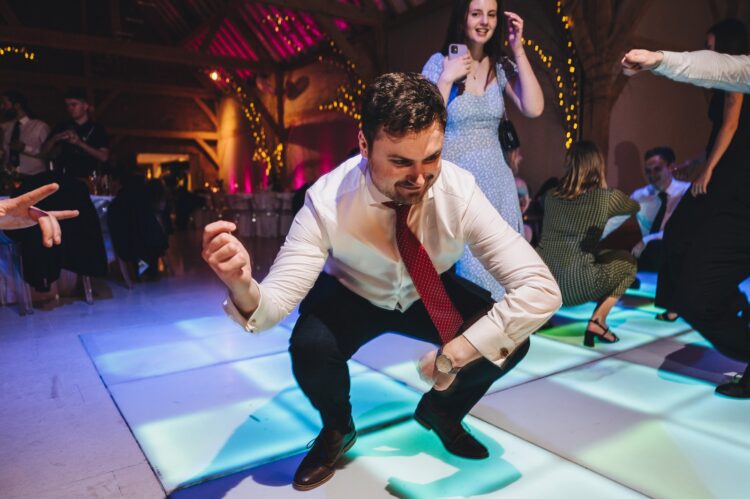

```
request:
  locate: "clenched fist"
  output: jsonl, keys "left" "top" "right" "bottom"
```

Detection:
{"left": 202, "top": 221, "right": 259, "bottom": 315}
{"left": 621, "top": 49, "right": 664, "bottom": 75}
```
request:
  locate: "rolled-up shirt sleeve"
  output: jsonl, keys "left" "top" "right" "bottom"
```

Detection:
{"left": 460, "top": 185, "right": 562, "bottom": 367}
{"left": 224, "top": 195, "right": 330, "bottom": 333}
{"left": 655, "top": 50, "right": 750, "bottom": 93}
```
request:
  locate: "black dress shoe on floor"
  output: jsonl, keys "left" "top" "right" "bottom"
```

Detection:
{"left": 414, "top": 397, "right": 489, "bottom": 459}
{"left": 293, "top": 426, "right": 357, "bottom": 491}
{"left": 715, "top": 366, "right": 750, "bottom": 399}
{"left": 715, "top": 381, "right": 750, "bottom": 398}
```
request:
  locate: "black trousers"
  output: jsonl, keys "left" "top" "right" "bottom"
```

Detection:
{"left": 637, "top": 239, "right": 662, "bottom": 272}
{"left": 289, "top": 272, "right": 530, "bottom": 432}
{"left": 658, "top": 169, "right": 750, "bottom": 362}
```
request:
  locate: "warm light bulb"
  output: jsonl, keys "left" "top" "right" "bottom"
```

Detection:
{"left": 210, "top": 71, "right": 219, "bottom": 81}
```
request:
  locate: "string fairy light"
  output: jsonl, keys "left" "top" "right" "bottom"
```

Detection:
{"left": 506, "top": 1, "right": 580, "bottom": 149}
{"left": 207, "top": 69, "right": 285, "bottom": 189}
{"left": 0, "top": 45, "right": 36, "bottom": 61}
{"left": 317, "top": 41, "right": 366, "bottom": 122}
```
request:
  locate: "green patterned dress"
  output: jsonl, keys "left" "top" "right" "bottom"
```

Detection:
{"left": 537, "top": 188, "right": 639, "bottom": 306}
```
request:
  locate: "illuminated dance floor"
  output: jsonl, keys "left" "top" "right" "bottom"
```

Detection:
{"left": 78, "top": 271, "right": 750, "bottom": 498}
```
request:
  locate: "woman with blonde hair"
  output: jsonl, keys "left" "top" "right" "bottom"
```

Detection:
{"left": 536, "top": 141, "right": 639, "bottom": 346}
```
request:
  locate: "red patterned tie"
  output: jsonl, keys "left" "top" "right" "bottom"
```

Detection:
{"left": 387, "top": 202, "right": 464, "bottom": 344}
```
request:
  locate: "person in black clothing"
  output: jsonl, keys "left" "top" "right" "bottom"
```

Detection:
{"left": 107, "top": 173, "right": 168, "bottom": 279}
{"left": 42, "top": 89, "right": 109, "bottom": 180}
{"left": 657, "top": 19, "right": 750, "bottom": 398}
{"left": 11, "top": 89, "right": 110, "bottom": 291}
{"left": 291, "top": 162, "right": 320, "bottom": 215}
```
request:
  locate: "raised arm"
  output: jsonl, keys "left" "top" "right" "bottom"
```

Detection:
{"left": 623, "top": 49, "right": 750, "bottom": 94}
{"left": 422, "top": 52, "right": 471, "bottom": 105}
{"left": 205, "top": 196, "right": 330, "bottom": 333}
{"left": 502, "top": 11, "right": 544, "bottom": 117}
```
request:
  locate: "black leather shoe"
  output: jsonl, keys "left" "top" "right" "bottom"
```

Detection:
{"left": 414, "top": 397, "right": 489, "bottom": 459}
{"left": 715, "top": 367, "right": 750, "bottom": 399}
{"left": 293, "top": 426, "right": 357, "bottom": 491}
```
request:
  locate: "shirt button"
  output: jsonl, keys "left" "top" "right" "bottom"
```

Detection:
{"left": 500, "top": 348, "right": 510, "bottom": 358}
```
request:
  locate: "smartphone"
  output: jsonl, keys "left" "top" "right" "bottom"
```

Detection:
{"left": 448, "top": 43, "right": 468, "bottom": 60}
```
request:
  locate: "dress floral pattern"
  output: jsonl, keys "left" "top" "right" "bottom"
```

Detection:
{"left": 423, "top": 52, "right": 523, "bottom": 299}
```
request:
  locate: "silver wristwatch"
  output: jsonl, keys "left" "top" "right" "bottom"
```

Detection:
{"left": 435, "top": 346, "right": 461, "bottom": 375}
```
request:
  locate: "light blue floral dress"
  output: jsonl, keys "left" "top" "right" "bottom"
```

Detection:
{"left": 422, "top": 53, "right": 523, "bottom": 299}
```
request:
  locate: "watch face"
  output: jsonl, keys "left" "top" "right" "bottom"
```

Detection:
{"left": 435, "top": 354, "right": 453, "bottom": 374}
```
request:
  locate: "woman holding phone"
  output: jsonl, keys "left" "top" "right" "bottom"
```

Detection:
{"left": 422, "top": 0, "right": 543, "bottom": 299}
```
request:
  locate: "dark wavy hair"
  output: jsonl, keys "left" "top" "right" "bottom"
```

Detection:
{"left": 644, "top": 146, "right": 675, "bottom": 165}
{"left": 708, "top": 19, "right": 748, "bottom": 55}
{"left": 440, "top": 0, "right": 507, "bottom": 82}
{"left": 360, "top": 73, "right": 447, "bottom": 148}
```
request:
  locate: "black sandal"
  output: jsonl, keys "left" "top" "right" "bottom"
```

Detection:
{"left": 584, "top": 318, "right": 619, "bottom": 347}
{"left": 655, "top": 311, "right": 678, "bottom": 322}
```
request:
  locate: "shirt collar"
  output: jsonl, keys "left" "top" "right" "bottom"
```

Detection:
{"left": 18, "top": 116, "right": 29, "bottom": 125}
{"left": 647, "top": 179, "right": 677, "bottom": 196}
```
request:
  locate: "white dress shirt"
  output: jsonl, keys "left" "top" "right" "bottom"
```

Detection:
{"left": 630, "top": 178, "right": 691, "bottom": 244}
{"left": 655, "top": 50, "right": 750, "bottom": 94}
{"left": 2, "top": 116, "right": 50, "bottom": 175}
{"left": 225, "top": 155, "right": 562, "bottom": 367}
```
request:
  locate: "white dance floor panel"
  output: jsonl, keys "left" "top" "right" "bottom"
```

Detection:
{"left": 472, "top": 357, "right": 750, "bottom": 499}
{"left": 73, "top": 268, "right": 749, "bottom": 498}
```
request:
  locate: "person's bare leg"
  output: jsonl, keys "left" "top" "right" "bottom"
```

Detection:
{"left": 589, "top": 295, "right": 619, "bottom": 341}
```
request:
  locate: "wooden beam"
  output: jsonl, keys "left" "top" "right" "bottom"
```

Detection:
{"left": 276, "top": 70, "right": 285, "bottom": 132}
{"left": 180, "top": 1, "right": 229, "bottom": 45}
{"left": 252, "top": 0, "right": 384, "bottom": 27}
{"left": 0, "top": 69, "right": 216, "bottom": 98}
{"left": 0, "top": 25, "right": 271, "bottom": 71}
{"left": 193, "top": 97, "right": 219, "bottom": 128}
{"left": 110, "top": 0, "right": 122, "bottom": 38}
{"left": 199, "top": 0, "right": 237, "bottom": 53}
{"left": 385, "top": 0, "right": 451, "bottom": 29}
{"left": 312, "top": 13, "right": 375, "bottom": 80}
{"left": 227, "top": 13, "right": 273, "bottom": 63}
{"left": 80, "top": 0, "right": 95, "bottom": 106}
{"left": 195, "top": 138, "right": 220, "bottom": 169}
{"left": 109, "top": 128, "right": 219, "bottom": 140}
